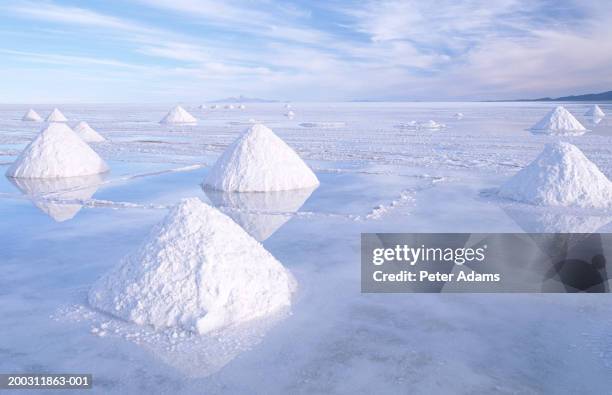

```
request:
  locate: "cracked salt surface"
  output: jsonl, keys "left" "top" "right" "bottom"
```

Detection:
{"left": 1, "top": 102, "right": 612, "bottom": 393}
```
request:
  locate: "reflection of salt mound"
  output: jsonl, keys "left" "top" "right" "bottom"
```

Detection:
{"left": 285, "top": 110, "right": 295, "bottom": 118}
{"left": 45, "top": 108, "right": 68, "bottom": 122}
{"left": 22, "top": 109, "right": 42, "bottom": 122}
{"left": 203, "top": 124, "right": 319, "bottom": 192}
{"left": 529, "top": 106, "right": 586, "bottom": 135}
{"left": 498, "top": 142, "right": 612, "bottom": 208}
{"left": 394, "top": 121, "right": 417, "bottom": 129}
{"left": 585, "top": 104, "right": 605, "bottom": 117}
{"left": 88, "top": 198, "right": 295, "bottom": 334}
{"left": 74, "top": 121, "right": 106, "bottom": 142}
{"left": 590, "top": 116, "right": 603, "bottom": 125}
{"left": 9, "top": 174, "right": 104, "bottom": 222}
{"left": 204, "top": 187, "right": 315, "bottom": 241}
{"left": 285, "top": 103, "right": 292, "bottom": 109}
{"left": 160, "top": 105, "right": 197, "bottom": 124}
{"left": 503, "top": 206, "right": 611, "bottom": 234}
{"left": 418, "top": 120, "right": 445, "bottom": 129}
{"left": 6, "top": 123, "right": 109, "bottom": 178}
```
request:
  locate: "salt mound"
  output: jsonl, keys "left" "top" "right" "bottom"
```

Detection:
{"left": 74, "top": 121, "right": 106, "bottom": 142}
{"left": 210, "top": 104, "right": 218, "bottom": 109}
{"left": 88, "top": 198, "right": 295, "bottom": 334}
{"left": 203, "top": 123, "right": 319, "bottom": 192}
{"left": 6, "top": 123, "right": 109, "bottom": 178}
{"left": 160, "top": 105, "right": 197, "bottom": 124}
{"left": 22, "top": 109, "right": 42, "bottom": 122}
{"left": 454, "top": 112, "right": 464, "bottom": 119}
{"left": 585, "top": 104, "right": 605, "bottom": 117}
{"left": 529, "top": 106, "right": 586, "bottom": 135}
{"left": 285, "top": 110, "right": 295, "bottom": 118}
{"left": 46, "top": 108, "right": 68, "bottom": 122}
{"left": 498, "top": 142, "right": 612, "bottom": 208}
{"left": 238, "top": 104, "right": 246, "bottom": 109}
{"left": 199, "top": 104, "right": 207, "bottom": 110}
{"left": 225, "top": 104, "right": 234, "bottom": 109}
{"left": 418, "top": 120, "right": 445, "bottom": 129}
{"left": 285, "top": 103, "right": 292, "bottom": 109}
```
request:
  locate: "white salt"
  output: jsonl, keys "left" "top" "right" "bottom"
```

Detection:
{"left": 45, "top": 108, "right": 68, "bottom": 123}
{"left": 22, "top": 109, "right": 42, "bottom": 122}
{"left": 203, "top": 123, "right": 320, "bottom": 192}
{"left": 74, "top": 121, "right": 106, "bottom": 142}
{"left": 529, "top": 106, "right": 586, "bottom": 135}
{"left": 160, "top": 105, "right": 197, "bottom": 124}
{"left": 88, "top": 198, "right": 296, "bottom": 334}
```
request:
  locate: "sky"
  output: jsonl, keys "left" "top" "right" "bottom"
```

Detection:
{"left": 1, "top": 0, "right": 611, "bottom": 103}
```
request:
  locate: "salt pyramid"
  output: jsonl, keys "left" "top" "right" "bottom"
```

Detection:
{"left": 529, "top": 106, "right": 586, "bottom": 135}
{"left": 88, "top": 198, "right": 295, "bottom": 334}
{"left": 238, "top": 104, "right": 246, "bottom": 109}
{"left": 160, "top": 105, "right": 197, "bottom": 124}
{"left": 285, "top": 110, "right": 295, "bottom": 118}
{"left": 6, "top": 123, "right": 109, "bottom": 178}
{"left": 585, "top": 104, "right": 605, "bottom": 117}
{"left": 45, "top": 108, "right": 68, "bottom": 122}
{"left": 498, "top": 142, "right": 612, "bottom": 208}
{"left": 74, "top": 121, "right": 106, "bottom": 142}
{"left": 203, "top": 123, "right": 319, "bottom": 192}
{"left": 225, "top": 104, "right": 234, "bottom": 109}
{"left": 22, "top": 109, "right": 42, "bottom": 122}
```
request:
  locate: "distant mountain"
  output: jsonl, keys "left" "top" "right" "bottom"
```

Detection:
{"left": 513, "top": 90, "right": 612, "bottom": 102}
{"left": 211, "top": 95, "right": 278, "bottom": 103}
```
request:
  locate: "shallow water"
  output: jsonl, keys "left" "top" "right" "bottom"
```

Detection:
{"left": 0, "top": 102, "right": 611, "bottom": 394}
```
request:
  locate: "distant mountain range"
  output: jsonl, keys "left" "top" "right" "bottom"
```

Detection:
{"left": 511, "top": 90, "right": 612, "bottom": 102}
{"left": 210, "top": 95, "right": 279, "bottom": 103}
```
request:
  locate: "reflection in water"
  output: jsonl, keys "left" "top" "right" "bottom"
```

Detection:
{"left": 590, "top": 115, "right": 604, "bottom": 125}
{"left": 203, "top": 186, "right": 316, "bottom": 241}
{"left": 8, "top": 173, "right": 106, "bottom": 222}
{"left": 502, "top": 206, "right": 611, "bottom": 234}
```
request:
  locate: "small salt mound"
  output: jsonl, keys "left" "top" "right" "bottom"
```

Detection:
{"left": 498, "top": 142, "right": 612, "bottom": 209}
{"left": 74, "top": 121, "right": 106, "bottom": 142}
{"left": 285, "top": 110, "right": 295, "bottom": 118}
{"left": 88, "top": 198, "right": 295, "bottom": 334}
{"left": 22, "top": 109, "right": 42, "bottom": 122}
{"left": 199, "top": 104, "right": 207, "bottom": 110}
{"left": 7, "top": 123, "right": 109, "bottom": 178}
{"left": 529, "top": 106, "right": 586, "bottom": 135}
{"left": 238, "top": 104, "right": 246, "bottom": 109}
{"left": 225, "top": 104, "right": 234, "bottom": 109}
{"left": 454, "top": 112, "right": 464, "bottom": 119}
{"left": 585, "top": 104, "right": 605, "bottom": 117}
{"left": 299, "top": 122, "right": 345, "bottom": 128}
{"left": 418, "top": 120, "right": 445, "bottom": 129}
{"left": 285, "top": 103, "right": 292, "bottom": 109}
{"left": 210, "top": 104, "right": 218, "bottom": 109}
{"left": 160, "top": 105, "right": 197, "bottom": 124}
{"left": 46, "top": 108, "right": 68, "bottom": 122}
{"left": 203, "top": 123, "right": 319, "bottom": 192}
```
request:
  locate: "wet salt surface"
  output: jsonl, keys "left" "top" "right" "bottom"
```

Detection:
{"left": 0, "top": 103, "right": 612, "bottom": 393}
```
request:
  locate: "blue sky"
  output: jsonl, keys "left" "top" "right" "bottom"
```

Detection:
{"left": 1, "top": 0, "right": 611, "bottom": 102}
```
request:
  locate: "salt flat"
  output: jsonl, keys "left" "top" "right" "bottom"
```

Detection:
{"left": 0, "top": 102, "right": 611, "bottom": 393}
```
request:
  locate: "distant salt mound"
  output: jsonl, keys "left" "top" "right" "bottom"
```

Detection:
{"left": 299, "top": 122, "right": 345, "bottom": 128}
{"left": 199, "top": 104, "right": 207, "bottom": 110}
{"left": 88, "top": 198, "right": 295, "bottom": 334}
{"left": 6, "top": 123, "right": 109, "bottom": 179}
{"left": 45, "top": 108, "right": 68, "bottom": 123}
{"left": 22, "top": 109, "right": 42, "bottom": 122}
{"left": 285, "top": 110, "right": 295, "bottom": 118}
{"left": 454, "top": 112, "right": 464, "bottom": 120}
{"left": 498, "top": 142, "right": 612, "bottom": 209}
{"left": 394, "top": 121, "right": 417, "bottom": 129}
{"left": 203, "top": 123, "right": 319, "bottom": 192}
{"left": 238, "top": 104, "right": 246, "bottom": 109}
{"left": 285, "top": 103, "right": 292, "bottom": 109}
{"left": 585, "top": 104, "right": 605, "bottom": 117}
{"left": 74, "top": 121, "right": 106, "bottom": 142}
{"left": 160, "top": 105, "right": 197, "bottom": 124}
{"left": 225, "top": 104, "right": 234, "bottom": 109}
{"left": 418, "top": 120, "right": 445, "bottom": 129}
{"left": 210, "top": 104, "right": 218, "bottom": 109}
{"left": 529, "top": 106, "right": 586, "bottom": 135}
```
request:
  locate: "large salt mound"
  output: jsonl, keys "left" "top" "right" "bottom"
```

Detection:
{"left": 203, "top": 123, "right": 319, "bottom": 192}
{"left": 88, "top": 198, "right": 295, "bottom": 334}
{"left": 6, "top": 123, "right": 109, "bottom": 178}
{"left": 498, "top": 142, "right": 612, "bottom": 208}
{"left": 45, "top": 108, "right": 68, "bottom": 122}
{"left": 529, "top": 106, "right": 586, "bottom": 135}
{"left": 74, "top": 121, "right": 106, "bottom": 142}
{"left": 22, "top": 109, "right": 42, "bottom": 122}
{"left": 160, "top": 105, "right": 197, "bottom": 124}
{"left": 585, "top": 104, "right": 605, "bottom": 117}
